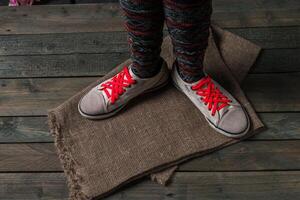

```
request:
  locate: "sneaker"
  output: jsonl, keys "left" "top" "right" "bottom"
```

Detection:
{"left": 78, "top": 61, "right": 169, "bottom": 119}
{"left": 171, "top": 67, "right": 250, "bottom": 138}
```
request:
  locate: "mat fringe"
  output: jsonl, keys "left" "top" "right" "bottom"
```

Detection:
{"left": 48, "top": 111, "right": 90, "bottom": 200}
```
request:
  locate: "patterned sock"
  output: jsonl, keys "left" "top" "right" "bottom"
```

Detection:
{"left": 163, "top": 0, "right": 212, "bottom": 83}
{"left": 120, "top": 0, "right": 165, "bottom": 78}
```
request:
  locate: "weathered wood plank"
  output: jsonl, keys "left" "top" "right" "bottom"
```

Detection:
{"left": 0, "top": 1, "right": 299, "bottom": 35}
{"left": 255, "top": 113, "right": 300, "bottom": 140}
{"left": 0, "top": 53, "right": 129, "bottom": 78}
{"left": 0, "top": 143, "right": 61, "bottom": 171}
{"left": 0, "top": 0, "right": 72, "bottom": 6}
{"left": 0, "top": 77, "right": 95, "bottom": 116}
{"left": 0, "top": 48, "right": 299, "bottom": 78}
{"left": 1, "top": 141, "right": 300, "bottom": 172}
{"left": 228, "top": 26, "right": 300, "bottom": 49}
{"left": 0, "top": 32, "right": 129, "bottom": 56}
{"left": 214, "top": 0, "right": 300, "bottom": 11}
{"left": 0, "top": 4, "right": 125, "bottom": 35}
{"left": 0, "top": 27, "right": 298, "bottom": 57}
{"left": 252, "top": 48, "right": 300, "bottom": 73}
{"left": 0, "top": 116, "right": 51, "bottom": 143}
{"left": 0, "top": 0, "right": 119, "bottom": 5}
{"left": 243, "top": 73, "right": 300, "bottom": 112}
{"left": 0, "top": 173, "right": 68, "bottom": 200}
{"left": 178, "top": 140, "right": 300, "bottom": 171}
{"left": 213, "top": 9, "right": 300, "bottom": 28}
{"left": 0, "top": 73, "right": 298, "bottom": 116}
{"left": 1, "top": 113, "right": 300, "bottom": 143}
{"left": 1, "top": 171, "right": 300, "bottom": 200}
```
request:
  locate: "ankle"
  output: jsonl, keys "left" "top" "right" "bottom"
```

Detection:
{"left": 131, "top": 58, "right": 164, "bottom": 79}
{"left": 177, "top": 64, "right": 205, "bottom": 83}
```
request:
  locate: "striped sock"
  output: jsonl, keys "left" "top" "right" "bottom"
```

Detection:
{"left": 120, "top": 0, "right": 165, "bottom": 78}
{"left": 163, "top": 0, "right": 212, "bottom": 83}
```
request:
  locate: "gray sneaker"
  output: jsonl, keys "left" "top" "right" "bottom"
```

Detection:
{"left": 171, "top": 67, "right": 250, "bottom": 138}
{"left": 78, "top": 61, "right": 169, "bottom": 119}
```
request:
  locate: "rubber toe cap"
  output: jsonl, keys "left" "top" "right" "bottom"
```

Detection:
{"left": 218, "top": 107, "right": 249, "bottom": 136}
{"left": 79, "top": 89, "right": 106, "bottom": 116}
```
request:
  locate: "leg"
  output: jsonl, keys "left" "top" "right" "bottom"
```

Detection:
{"left": 120, "top": 0, "right": 165, "bottom": 78}
{"left": 163, "top": 0, "right": 212, "bottom": 83}
{"left": 78, "top": 0, "right": 169, "bottom": 119}
{"left": 167, "top": 0, "right": 250, "bottom": 137}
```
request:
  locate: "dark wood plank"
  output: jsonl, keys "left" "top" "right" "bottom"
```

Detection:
{"left": 243, "top": 73, "right": 300, "bottom": 112}
{"left": 213, "top": 0, "right": 300, "bottom": 11}
{"left": 0, "top": 4, "right": 125, "bottom": 35}
{"left": 1, "top": 113, "right": 300, "bottom": 143}
{"left": 0, "top": 27, "right": 298, "bottom": 57}
{"left": 0, "top": 0, "right": 119, "bottom": 5}
{"left": 0, "top": 173, "right": 68, "bottom": 200}
{"left": 0, "top": 0, "right": 8, "bottom": 6}
{"left": 0, "top": 1, "right": 299, "bottom": 35}
{"left": 228, "top": 26, "right": 300, "bottom": 49}
{"left": 255, "top": 113, "right": 300, "bottom": 140}
{"left": 0, "top": 143, "right": 61, "bottom": 171}
{"left": 1, "top": 141, "right": 300, "bottom": 172}
{"left": 1, "top": 48, "right": 299, "bottom": 78}
{"left": 0, "top": 53, "right": 129, "bottom": 78}
{"left": 0, "top": 0, "right": 72, "bottom": 6}
{"left": 178, "top": 141, "right": 300, "bottom": 171}
{"left": 0, "top": 73, "right": 299, "bottom": 116}
{"left": 1, "top": 171, "right": 300, "bottom": 200}
{"left": 0, "top": 77, "right": 95, "bottom": 116}
{"left": 252, "top": 48, "right": 300, "bottom": 73}
{"left": 0, "top": 32, "right": 128, "bottom": 56}
{"left": 73, "top": 0, "right": 300, "bottom": 10}
{"left": 0, "top": 117, "right": 51, "bottom": 143}
{"left": 213, "top": 9, "right": 300, "bottom": 28}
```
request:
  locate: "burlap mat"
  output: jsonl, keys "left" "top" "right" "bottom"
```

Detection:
{"left": 48, "top": 25, "right": 265, "bottom": 200}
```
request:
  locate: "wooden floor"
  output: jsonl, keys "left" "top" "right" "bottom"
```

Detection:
{"left": 0, "top": 0, "right": 300, "bottom": 199}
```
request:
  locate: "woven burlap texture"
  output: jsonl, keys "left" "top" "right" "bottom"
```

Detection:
{"left": 48, "top": 25, "right": 264, "bottom": 200}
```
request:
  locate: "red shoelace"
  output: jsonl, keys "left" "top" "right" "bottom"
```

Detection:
{"left": 99, "top": 66, "right": 136, "bottom": 104}
{"left": 191, "top": 76, "right": 231, "bottom": 116}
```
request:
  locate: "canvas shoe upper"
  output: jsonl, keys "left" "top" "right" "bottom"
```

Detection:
{"left": 78, "top": 61, "right": 169, "bottom": 119}
{"left": 172, "top": 67, "right": 250, "bottom": 138}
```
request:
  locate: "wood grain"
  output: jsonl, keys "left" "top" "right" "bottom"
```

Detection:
{"left": 0, "top": 73, "right": 299, "bottom": 116}
{"left": 0, "top": 27, "right": 298, "bottom": 57}
{"left": 1, "top": 141, "right": 300, "bottom": 172}
{"left": 0, "top": 0, "right": 72, "bottom": 6}
{"left": 0, "top": 53, "right": 129, "bottom": 78}
{"left": 0, "top": 77, "right": 95, "bottom": 116}
{"left": 0, "top": 32, "right": 128, "bottom": 56}
{"left": 228, "top": 26, "right": 300, "bottom": 49}
{"left": 0, "top": 1, "right": 299, "bottom": 199}
{"left": 0, "top": 143, "right": 60, "bottom": 171}
{"left": 0, "top": 171, "right": 300, "bottom": 200}
{"left": 252, "top": 48, "right": 300, "bottom": 73}
{"left": 0, "top": 117, "right": 51, "bottom": 143}
{"left": 0, "top": 1, "right": 299, "bottom": 35}
{"left": 178, "top": 140, "right": 300, "bottom": 171}
{"left": 243, "top": 73, "right": 300, "bottom": 112}
{"left": 1, "top": 48, "right": 299, "bottom": 78}
{"left": 1, "top": 113, "right": 300, "bottom": 143}
{"left": 255, "top": 113, "right": 300, "bottom": 140}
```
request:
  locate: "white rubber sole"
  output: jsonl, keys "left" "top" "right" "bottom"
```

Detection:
{"left": 172, "top": 78, "right": 250, "bottom": 138}
{"left": 78, "top": 76, "right": 169, "bottom": 120}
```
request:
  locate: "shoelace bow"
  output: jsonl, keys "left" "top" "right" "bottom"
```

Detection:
{"left": 99, "top": 66, "right": 136, "bottom": 104}
{"left": 191, "top": 76, "right": 231, "bottom": 116}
